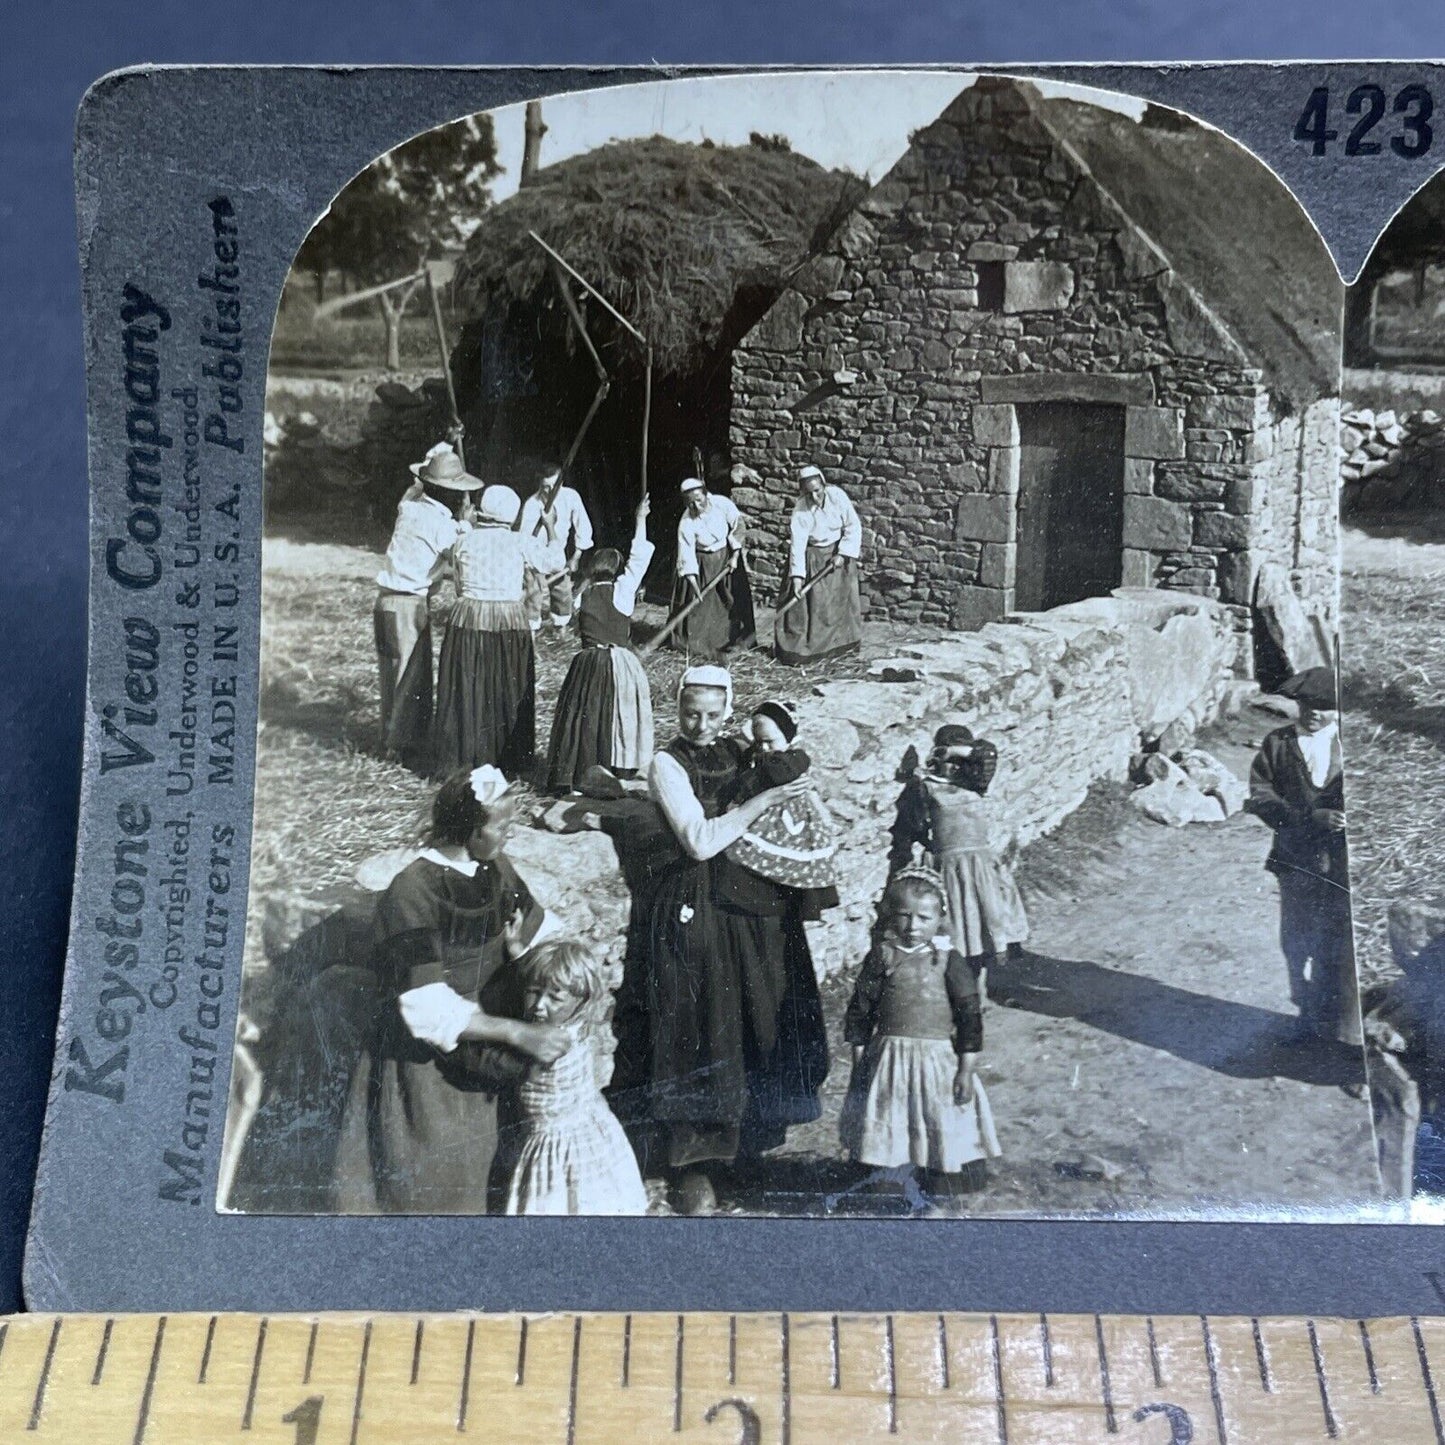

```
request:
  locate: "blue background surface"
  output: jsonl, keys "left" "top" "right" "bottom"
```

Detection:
{"left": 5, "top": 2, "right": 1445, "bottom": 1315}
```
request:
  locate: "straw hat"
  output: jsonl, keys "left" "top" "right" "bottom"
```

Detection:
{"left": 409, "top": 442, "right": 482, "bottom": 491}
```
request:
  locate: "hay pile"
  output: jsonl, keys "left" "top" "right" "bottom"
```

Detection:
{"left": 1340, "top": 533, "right": 1445, "bottom": 985}
{"left": 452, "top": 135, "right": 868, "bottom": 377}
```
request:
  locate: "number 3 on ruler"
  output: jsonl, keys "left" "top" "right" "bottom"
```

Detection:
{"left": 1294, "top": 83, "right": 1434, "bottom": 157}
{"left": 282, "top": 1395, "right": 323, "bottom": 1444}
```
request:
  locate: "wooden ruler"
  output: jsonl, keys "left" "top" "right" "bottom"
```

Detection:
{"left": 0, "top": 1311, "right": 1442, "bottom": 1442}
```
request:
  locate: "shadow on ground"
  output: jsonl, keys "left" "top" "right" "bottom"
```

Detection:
{"left": 988, "top": 949, "right": 1364, "bottom": 1088}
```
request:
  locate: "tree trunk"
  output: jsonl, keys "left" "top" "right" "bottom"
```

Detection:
{"left": 1343, "top": 273, "right": 1378, "bottom": 369}
{"left": 521, "top": 101, "right": 547, "bottom": 188}
{"left": 379, "top": 292, "right": 402, "bottom": 372}
{"left": 313, "top": 269, "right": 325, "bottom": 306}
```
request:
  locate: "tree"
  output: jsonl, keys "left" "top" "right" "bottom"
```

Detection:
{"left": 295, "top": 114, "right": 502, "bottom": 368}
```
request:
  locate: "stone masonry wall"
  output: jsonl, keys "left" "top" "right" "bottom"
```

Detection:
{"left": 1252, "top": 397, "right": 1342, "bottom": 626}
{"left": 525, "top": 588, "right": 1239, "bottom": 984}
{"left": 729, "top": 80, "right": 1321, "bottom": 632}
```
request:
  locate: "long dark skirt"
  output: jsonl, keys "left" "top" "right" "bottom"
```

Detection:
{"left": 333, "top": 1034, "right": 504, "bottom": 1215}
{"left": 775, "top": 550, "right": 863, "bottom": 665}
{"left": 547, "top": 646, "right": 654, "bottom": 793}
{"left": 610, "top": 858, "right": 828, "bottom": 1172}
{"left": 670, "top": 549, "right": 755, "bottom": 660}
{"left": 432, "top": 598, "right": 536, "bottom": 778}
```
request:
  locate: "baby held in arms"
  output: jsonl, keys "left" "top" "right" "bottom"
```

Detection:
{"left": 724, "top": 699, "right": 839, "bottom": 919}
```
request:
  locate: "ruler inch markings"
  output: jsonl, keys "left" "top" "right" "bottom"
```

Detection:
{"left": 91, "top": 1317, "right": 115, "bottom": 1387}
{"left": 1040, "top": 1312, "right": 1055, "bottom": 1387}
{"left": 197, "top": 1315, "right": 217, "bottom": 1385}
{"left": 130, "top": 1316, "right": 166, "bottom": 1445}
{"left": 241, "top": 1316, "right": 267, "bottom": 1430}
{"left": 565, "top": 1316, "right": 582, "bottom": 1445}
{"left": 1145, "top": 1315, "right": 1163, "bottom": 1388}
{"left": 1252, "top": 1316, "right": 1273, "bottom": 1393}
{"left": 1359, "top": 1318, "right": 1382, "bottom": 1395}
{"left": 990, "top": 1314, "right": 1007, "bottom": 1445}
{"left": 1308, "top": 1318, "right": 1339, "bottom": 1439}
{"left": 1201, "top": 1314, "right": 1229, "bottom": 1445}
{"left": 780, "top": 1311, "right": 791, "bottom": 1445}
{"left": 26, "top": 1318, "right": 62, "bottom": 1432}
{"left": 1415, "top": 1316, "right": 1445, "bottom": 1445}
{"left": 348, "top": 1318, "right": 372, "bottom": 1445}
{"left": 673, "top": 1313, "right": 684, "bottom": 1433}
{"left": 457, "top": 1317, "right": 476, "bottom": 1431}
{"left": 1094, "top": 1313, "right": 1117, "bottom": 1434}
{"left": 10, "top": 1310, "right": 1445, "bottom": 1439}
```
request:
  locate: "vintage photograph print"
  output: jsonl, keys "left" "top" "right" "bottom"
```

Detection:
{"left": 1337, "top": 169, "right": 1445, "bottom": 1215}
{"left": 221, "top": 71, "right": 1379, "bottom": 1223}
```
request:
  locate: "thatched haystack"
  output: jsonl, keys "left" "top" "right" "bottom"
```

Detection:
{"left": 449, "top": 135, "right": 866, "bottom": 556}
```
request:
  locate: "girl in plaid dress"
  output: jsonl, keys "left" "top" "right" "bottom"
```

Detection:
{"left": 504, "top": 941, "right": 649, "bottom": 1216}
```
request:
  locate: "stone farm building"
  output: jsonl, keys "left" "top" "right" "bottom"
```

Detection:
{"left": 730, "top": 78, "right": 1344, "bottom": 662}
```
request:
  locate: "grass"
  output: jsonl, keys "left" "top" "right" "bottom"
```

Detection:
{"left": 270, "top": 294, "right": 452, "bottom": 375}
{"left": 247, "top": 536, "right": 879, "bottom": 972}
{"left": 1340, "top": 527, "right": 1445, "bottom": 985}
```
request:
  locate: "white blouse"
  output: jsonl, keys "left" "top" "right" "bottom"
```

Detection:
{"left": 676, "top": 495, "right": 744, "bottom": 578}
{"left": 788, "top": 483, "right": 862, "bottom": 576}
{"left": 648, "top": 750, "right": 754, "bottom": 861}
{"left": 452, "top": 524, "right": 550, "bottom": 602}
{"left": 607, "top": 537, "right": 655, "bottom": 618}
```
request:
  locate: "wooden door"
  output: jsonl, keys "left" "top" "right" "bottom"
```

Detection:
{"left": 1015, "top": 401, "right": 1126, "bottom": 612}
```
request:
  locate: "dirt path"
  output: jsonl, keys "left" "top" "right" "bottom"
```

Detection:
{"left": 254, "top": 538, "right": 1382, "bottom": 1220}
{"left": 752, "top": 708, "right": 1380, "bottom": 1220}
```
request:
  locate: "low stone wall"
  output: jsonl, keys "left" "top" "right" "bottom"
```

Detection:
{"left": 258, "top": 591, "right": 1238, "bottom": 1001}
{"left": 522, "top": 587, "right": 1239, "bottom": 983}
{"left": 1339, "top": 404, "right": 1445, "bottom": 516}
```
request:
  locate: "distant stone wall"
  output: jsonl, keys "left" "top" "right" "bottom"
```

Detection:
{"left": 1340, "top": 404, "right": 1445, "bottom": 518}
{"left": 729, "top": 80, "right": 1330, "bottom": 633}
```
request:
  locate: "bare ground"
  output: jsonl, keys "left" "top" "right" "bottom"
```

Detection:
{"left": 249, "top": 536, "right": 1381, "bottom": 1219}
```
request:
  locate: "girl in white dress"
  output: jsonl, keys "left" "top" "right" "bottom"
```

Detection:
{"left": 504, "top": 941, "right": 649, "bottom": 1216}
{"left": 840, "top": 864, "right": 1000, "bottom": 1207}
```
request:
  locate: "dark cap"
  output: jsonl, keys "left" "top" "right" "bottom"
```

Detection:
{"left": 1278, "top": 667, "right": 1338, "bottom": 710}
{"left": 932, "top": 723, "right": 974, "bottom": 748}
{"left": 752, "top": 700, "right": 798, "bottom": 743}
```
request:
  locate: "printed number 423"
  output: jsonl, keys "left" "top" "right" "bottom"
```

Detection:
{"left": 1294, "top": 83, "right": 1433, "bottom": 158}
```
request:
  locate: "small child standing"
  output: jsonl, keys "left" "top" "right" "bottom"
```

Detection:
{"left": 889, "top": 724, "right": 1028, "bottom": 989}
{"left": 504, "top": 941, "right": 649, "bottom": 1216}
{"left": 840, "top": 865, "right": 1000, "bottom": 1204}
{"left": 723, "top": 700, "right": 839, "bottom": 918}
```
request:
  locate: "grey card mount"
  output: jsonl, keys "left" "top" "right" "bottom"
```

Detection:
{"left": 26, "top": 63, "right": 1445, "bottom": 1312}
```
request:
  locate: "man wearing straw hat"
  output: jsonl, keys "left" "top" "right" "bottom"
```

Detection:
{"left": 373, "top": 441, "right": 481, "bottom": 771}
{"left": 775, "top": 464, "right": 864, "bottom": 665}
{"left": 671, "top": 476, "right": 754, "bottom": 659}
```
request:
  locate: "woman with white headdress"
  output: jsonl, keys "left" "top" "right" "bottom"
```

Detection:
{"left": 332, "top": 767, "right": 568, "bottom": 1213}
{"left": 670, "top": 477, "right": 755, "bottom": 659}
{"left": 433, "top": 483, "right": 556, "bottom": 778}
{"left": 607, "top": 665, "right": 830, "bottom": 1215}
